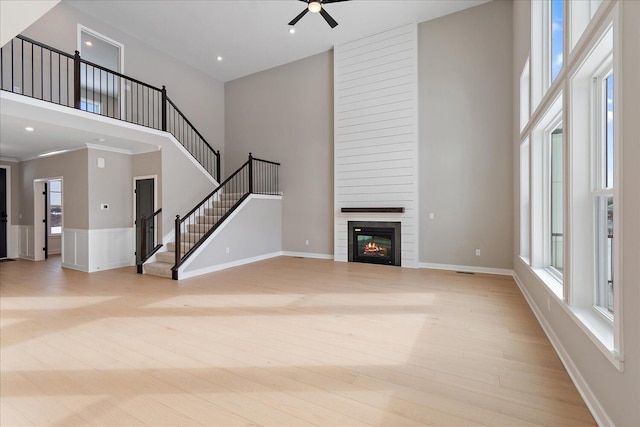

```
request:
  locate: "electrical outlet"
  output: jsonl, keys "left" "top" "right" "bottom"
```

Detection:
{"left": 305, "top": 240, "right": 309, "bottom": 246}
{"left": 226, "top": 247, "right": 230, "bottom": 254}
{"left": 475, "top": 249, "right": 481, "bottom": 256}
{"left": 429, "top": 213, "right": 435, "bottom": 219}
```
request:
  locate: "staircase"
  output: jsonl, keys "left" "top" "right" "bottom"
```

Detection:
{"left": 143, "top": 192, "right": 243, "bottom": 278}
{"left": 1, "top": 35, "right": 281, "bottom": 281}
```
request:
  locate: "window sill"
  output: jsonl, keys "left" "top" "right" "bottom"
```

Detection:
{"left": 570, "top": 306, "right": 623, "bottom": 371}
{"left": 532, "top": 267, "right": 564, "bottom": 301}
{"left": 518, "top": 259, "right": 624, "bottom": 372}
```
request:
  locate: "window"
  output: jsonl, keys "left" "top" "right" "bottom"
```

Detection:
{"left": 520, "top": 139, "right": 530, "bottom": 260}
{"left": 594, "top": 71, "right": 614, "bottom": 317}
{"left": 49, "top": 179, "right": 62, "bottom": 234}
{"left": 530, "top": 0, "right": 565, "bottom": 110}
{"left": 549, "top": 122, "right": 563, "bottom": 277}
{"left": 80, "top": 98, "right": 101, "bottom": 113}
{"left": 550, "top": 0, "right": 564, "bottom": 82}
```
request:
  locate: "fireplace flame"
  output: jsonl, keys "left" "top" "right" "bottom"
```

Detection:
{"left": 364, "top": 242, "right": 381, "bottom": 254}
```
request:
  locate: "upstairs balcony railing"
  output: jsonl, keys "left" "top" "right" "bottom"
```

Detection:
{"left": 0, "top": 34, "right": 220, "bottom": 181}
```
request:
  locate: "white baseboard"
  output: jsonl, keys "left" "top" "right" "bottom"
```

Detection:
{"left": 61, "top": 262, "right": 89, "bottom": 272}
{"left": 419, "top": 262, "right": 513, "bottom": 276}
{"left": 282, "top": 251, "right": 334, "bottom": 260}
{"left": 178, "top": 251, "right": 282, "bottom": 280}
{"left": 512, "top": 273, "right": 614, "bottom": 427}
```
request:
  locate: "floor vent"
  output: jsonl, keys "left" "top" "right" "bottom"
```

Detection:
{"left": 456, "top": 271, "right": 475, "bottom": 275}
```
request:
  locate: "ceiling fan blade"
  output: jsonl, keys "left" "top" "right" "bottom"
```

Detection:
{"left": 319, "top": 8, "right": 338, "bottom": 28}
{"left": 288, "top": 8, "right": 309, "bottom": 26}
{"left": 321, "top": 0, "right": 350, "bottom": 3}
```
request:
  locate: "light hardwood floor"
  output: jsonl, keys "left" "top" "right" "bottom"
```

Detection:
{"left": 0, "top": 256, "right": 595, "bottom": 426}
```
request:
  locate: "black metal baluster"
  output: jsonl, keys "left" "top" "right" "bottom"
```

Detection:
{"left": 11, "top": 40, "right": 14, "bottom": 92}
{"left": 30, "top": 42, "right": 33, "bottom": 97}
{"left": 21, "top": 39, "right": 24, "bottom": 95}
{"left": 50, "top": 50, "right": 53, "bottom": 100}
{"left": 58, "top": 52, "right": 61, "bottom": 103}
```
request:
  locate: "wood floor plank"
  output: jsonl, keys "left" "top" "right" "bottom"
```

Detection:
{"left": 0, "top": 255, "right": 596, "bottom": 426}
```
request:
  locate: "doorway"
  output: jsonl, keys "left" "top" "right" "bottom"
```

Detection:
{"left": 135, "top": 177, "right": 156, "bottom": 263}
{"left": 33, "top": 180, "right": 47, "bottom": 261}
{"left": 0, "top": 167, "right": 7, "bottom": 258}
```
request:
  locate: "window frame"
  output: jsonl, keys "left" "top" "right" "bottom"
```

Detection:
{"left": 544, "top": 116, "right": 564, "bottom": 282}
{"left": 591, "top": 64, "right": 614, "bottom": 321}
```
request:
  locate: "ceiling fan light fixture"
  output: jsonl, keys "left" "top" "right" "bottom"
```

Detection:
{"left": 308, "top": 1, "right": 322, "bottom": 13}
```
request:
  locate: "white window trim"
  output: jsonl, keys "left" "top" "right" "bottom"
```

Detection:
{"left": 546, "top": 118, "right": 564, "bottom": 282}
{"left": 523, "top": 1, "right": 623, "bottom": 371}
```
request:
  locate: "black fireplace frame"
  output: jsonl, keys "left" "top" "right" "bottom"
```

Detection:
{"left": 348, "top": 221, "right": 401, "bottom": 266}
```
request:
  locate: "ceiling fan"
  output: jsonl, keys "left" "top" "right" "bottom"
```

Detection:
{"left": 288, "top": 0, "right": 350, "bottom": 29}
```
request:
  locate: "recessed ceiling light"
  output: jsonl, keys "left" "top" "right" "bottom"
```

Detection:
{"left": 39, "top": 150, "right": 68, "bottom": 158}
{"left": 289, "top": 27, "right": 296, "bottom": 34}
{"left": 25, "top": 126, "right": 34, "bottom": 132}
{"left": 85, "top": 40, "right": 93, "bottom": 46}
{"left": 216, "top": 56, "right": 223, "bottom": 62}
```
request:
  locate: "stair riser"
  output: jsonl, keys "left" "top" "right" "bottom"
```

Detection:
{"left": 195, "top": 215, "right": 222, "bottom": 224}
{"left": 144, "top": 262, "right": 172, "bottom": 278}
{"left": 156, "top": 252, "right": 175, "bottom": 264}
{"left": 187, "top": 224, "right": 213, "bottom": 233}
{"left": 204, "top": 208, "right": 228, "bottom": 216}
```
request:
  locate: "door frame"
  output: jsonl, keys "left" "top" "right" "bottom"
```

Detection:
{"left": 33, "top": 180, "right": 46, "bottom": 261}
{"left": 133, "top": 175, "right": 158, "bottom": 257}
{"left": 0, "top": 164, "right": 11, "bottom": 259}
{"left": 34, "top": 176, "right": 63, "bottom": 261}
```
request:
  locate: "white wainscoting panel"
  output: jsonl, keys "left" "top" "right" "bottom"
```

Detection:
{"left": 88, "top": 228, "right": 135, "bottom": 272}
{"left": 62, "top": 228, "right": 133, "bottom": 272}
{"left": 62, "top": 228, "right": 89, "bottom": 271}
{"left": 48, "top": 234, "right": 62, "bottom": 255}
{"left": 9, "top": 225, "right": 19, "bottom": 258}
{"left": 18, "top": 225, "right": 34, "bottom": 260}
{"left": 334, "top": 24, "right": 419, "bottom": 267}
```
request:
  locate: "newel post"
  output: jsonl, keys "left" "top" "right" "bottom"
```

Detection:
{"left": 161, "top": 85, "right": 167, "bottom": 131}
{"left": 216, "top": 151, "right": 221, "bottom": 182}
{"left": 173, "top": 215, "right": 180, "bottom": 280}
{"left": 140, "top": 214, "right": 148, "bottom": 262}
{"left": 73, "top": 51, "right": 81, "bottom": 109}
{"left": 248, "top": 152, "right": 254, "bottom": 194}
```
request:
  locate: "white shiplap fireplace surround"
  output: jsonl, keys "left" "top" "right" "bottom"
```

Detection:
{"left": 334, "top": 24, "right": 419, "bottom": 268}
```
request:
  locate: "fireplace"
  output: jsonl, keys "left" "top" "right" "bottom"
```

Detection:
{"left": 348, "top": 221, "right": 401, "bottom": 266}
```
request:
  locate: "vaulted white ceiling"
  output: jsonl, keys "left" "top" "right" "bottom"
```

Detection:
{"left": 66, "top": 0, "right": 490, "bottom": 82}
{"left": 1, "top": 0, "right": 490, "bottom": 161}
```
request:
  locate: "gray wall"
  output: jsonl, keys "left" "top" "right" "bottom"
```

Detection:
{"left": 418, "top": 0, "right": 514, "bottom": 269}
{"left": 21, "top": 1, "right": 225, "bottom": 159}
{"left": 184, "top": 196, "right": 282, "bottom": 274}
{"left": 19, "top": 148, "right": 89, "bottom": 229}
{"left": 87, "top": 148, "right": 132, "bottom": 229}
{"left": 512, "top": 1, "right": 640, "bottom": 426}
{"left": 225, "top": 52, "right": 334, "bottom": 255}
